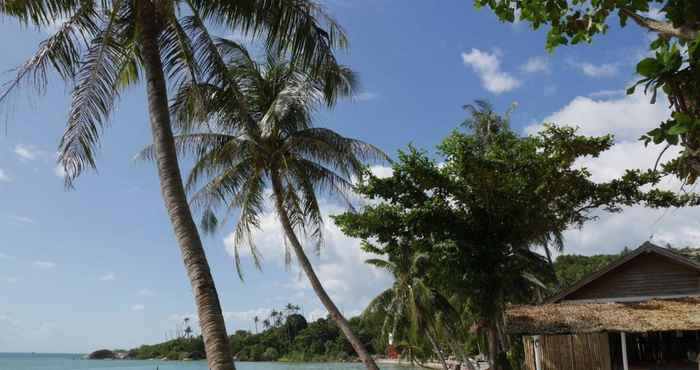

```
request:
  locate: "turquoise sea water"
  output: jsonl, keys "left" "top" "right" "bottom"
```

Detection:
{"left": 0, "top": 353, "right": 415, "bottom": 370}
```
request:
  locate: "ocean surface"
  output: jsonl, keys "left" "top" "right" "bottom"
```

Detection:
{"left": 0, "top": 353, "right": 417, "bottom": 370}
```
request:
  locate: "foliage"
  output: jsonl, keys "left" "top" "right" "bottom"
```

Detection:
{"left": 0, "top": 0, "right": 350, "bottom": 187}
{"left": 361, "top": 244, "right": 466, "bottom": 365}
{"left": 138, "top": 46, "right": 385, "bottom": 275}
{"left": 131, "top": 337, "right": 205, "bottom": 360}
{"left": 334, "top": 103, "right": 693, "bottom": 368}
{"left": 553, "top": 253, "right": 623, "bottom": 289}
{"left": 232, "top": 314, "right": 377, "bottom": 362}
{"left": 474, "top": 0, "right": 700, "bottom": 184}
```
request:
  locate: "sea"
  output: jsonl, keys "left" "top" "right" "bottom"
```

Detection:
{"left": 0, "top": 353, "right": 416, "bottom": 370}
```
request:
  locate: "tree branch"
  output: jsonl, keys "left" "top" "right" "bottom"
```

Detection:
{"left": 620, "top": 7, "right": 698, "bottom": 41}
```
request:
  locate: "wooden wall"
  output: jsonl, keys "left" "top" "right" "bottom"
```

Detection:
{"left": 566, "top": 253, "right": 700, "bottom": 301}
{"left": 523, "top": 333, "right": 613, "bottom": 370}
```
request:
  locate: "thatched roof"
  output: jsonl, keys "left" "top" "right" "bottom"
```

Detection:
{"left": 506, "top": 297, "right": 700, "bottom": 335}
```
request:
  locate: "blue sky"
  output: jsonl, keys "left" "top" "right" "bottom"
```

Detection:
{"left": 0, "top": 0, "right": 693, "bottom": 354}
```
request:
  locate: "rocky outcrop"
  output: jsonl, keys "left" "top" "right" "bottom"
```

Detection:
{"left": 87, "top": 349, "right": 116, "bottom": 359}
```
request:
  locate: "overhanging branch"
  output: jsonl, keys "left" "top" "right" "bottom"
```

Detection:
{"left": 620, "top": 7, "right": 698, "bottom": 41}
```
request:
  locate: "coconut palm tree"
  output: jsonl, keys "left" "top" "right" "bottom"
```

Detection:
{"left": 363, "top": 245, "right": 468, "bottom": 370}
{"left": 253, "top": 316, "right": 260, "bottom": 333}
{"left": 0, "top": 2, "right": 348, "bottom": 370}
{"left": 139, "top": 48, "right": 387, "bottom": 369}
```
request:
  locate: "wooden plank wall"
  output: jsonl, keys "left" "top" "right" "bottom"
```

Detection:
{"left": 567, "top": 253, "right": 700, "bottom": 300}
{"left": 522, "top": 333, "right": 613, "bottom": 370}
{"left": 523, "top": 336, "right": 536, "bottom": 370}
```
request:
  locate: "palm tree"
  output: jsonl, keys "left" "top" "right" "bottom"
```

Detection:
{"left": 140, "top": 49, "right": 386, "bottom": 370}
{"left": 1, "top": 2, "right": 349, "bottom": 370}
{"left": 262, "top": 318, "right": 271, "bottom": 331}
{"left": 253, "top": 316, "right": 260, "bottom": 333}
{"left": 364, "top": 246, "right": 466, "bottom": 370}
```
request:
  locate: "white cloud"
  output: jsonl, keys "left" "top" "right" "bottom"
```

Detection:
{"left": 531, "top": 89, "right": 700, "bottom": 256}
{"left": 223, "top": 308, "right": 271, "bottom": 323}
{"left": 10, "top": 215, "right": 35, "bottom": 224}
{"left": 131, "top": 304, "right": 145, "bottom": 312}
{"left": 461, "top": 49, "right": 521, "bottom": 94}
{"left": 355, "top": 92, "right": 379, "bottom": 102}
{"left": 14, "top": 144, "right": 43, "bottom": 161}
{"left": 137, "top": 288, "right": 154, "bottom": 296}
{"left": 3, "top": 277, "right": 18, "bottom": 283}
{"left": 526, "top": 90, "right": 670, "bottom": 142}
{"left": 520, "top": 56, "right": 550, "bottom": 74}
{"left": 0, "top": 253, "right": 13, "bottom": 260}
{"left": 369, "top": 165, "right": 393, "bottom": 179}
{"left": 222, "top": 198, "right": 392, "bottom": 313}
{"left": 32, "top": 261, "right": 56, "bottom": 269}
{"left": 0, "top": 169, "right": 11, "bottom": 182}
{"left": 53, "top": 165, "right": 66, "bottom": 179}
{"left": 570, "top": 61, "right": 619, "bottom": 78}
{"left": 99, "top": 273, "right": 116, "bottom": 281}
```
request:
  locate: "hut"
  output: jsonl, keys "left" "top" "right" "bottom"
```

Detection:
{"left": 507, "top": 242, "right": 700, "bottom": 370}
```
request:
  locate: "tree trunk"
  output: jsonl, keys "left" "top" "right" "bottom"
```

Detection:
{"left": 135, "top": 3, "right": 235, "bottom": 370}
{"left": 270, "top": 171, "right": 380, "bottom": 370}
{"left": 426, "top": 329, "right": 449, "bottom": 370}
{"left": 486, "top": 324, "right": 501, "bottom": 370}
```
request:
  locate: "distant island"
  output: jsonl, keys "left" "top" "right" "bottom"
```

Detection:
{"left": 89, "top": 304, "right": 383, "bottom": 362}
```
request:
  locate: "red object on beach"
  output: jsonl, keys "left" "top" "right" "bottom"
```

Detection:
{"left": 387, "top": 345, "right": 399, "bottom": 359}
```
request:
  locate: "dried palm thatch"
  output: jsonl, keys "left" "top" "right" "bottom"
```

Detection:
{"left": 506, "top": 297, "right": 700, "bottom": 335}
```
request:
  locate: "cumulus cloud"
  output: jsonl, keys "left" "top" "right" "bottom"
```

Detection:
{"left": 53, "top": 165, "right": 66, "bottom": 179}
{"left": 131, "top": 304, "right": 145, "bottom": 312}
{"left": 32, "top": 261, "right": 56, "bottom": 269}
{"left": 520, "top": 56, "right": 550, "bottom": 74}
{"left": 222, "top": 175, "right": 394, "bottom": 316}
{"left": 526, "top": 90, "right": 670, "bottom": 141}
{"left": 569, "top": 61, "right": 619, "bottom": 78}
{"left": 99, "top": 273, "right": 116, "bottom": 281}
{"left": 14, "top": 144, "right": 43, "bottom": 161}
{"left": 527, "top": 89, "right": 700, "bottom": 256}
{"left": 137, "top": 288, "right": 154, "bottom": 296}
{"left": 461, "top": 49, "right": 521, "bottom": 94}
{"left": 0, "top": 169, "right": 11, "bottom": 183}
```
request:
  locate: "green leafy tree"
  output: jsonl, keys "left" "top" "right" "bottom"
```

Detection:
{"left": 473, "top": 0, "right": 700, "bottom": 184}
{"left": 335, "top": 104, "right": 690, "bottom": 369}
{"left": 140, "top": 48, "right": 386, "bottom": 369}
{"left": 1, "top": 2, "right": 349, "bottom": 370}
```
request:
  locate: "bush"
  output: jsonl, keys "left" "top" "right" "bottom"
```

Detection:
{"left": 262, "top": 347, "right": 280, "bottom": 361}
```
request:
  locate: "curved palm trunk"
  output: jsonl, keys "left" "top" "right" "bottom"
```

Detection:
{"left": 136, "top": 3, "right": 234, "bottom": 370}
{"left": 426, "top": 329, "right": 449, "bottom": 370}
{"left": 270, "top": 171, "right": 380, "bottom": 370}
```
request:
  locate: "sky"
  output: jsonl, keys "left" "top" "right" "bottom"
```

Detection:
{"left": 0, "top": 0, "right": 693, "bottom": 354}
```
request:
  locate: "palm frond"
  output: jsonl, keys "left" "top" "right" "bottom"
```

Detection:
{"left": 58, "top": 1, "right": 129, "bottom": 187}
{"left": 289, "top": 127, "right": 389, "bottom": 179}
{"left": 0, "top": 3, "right": 99, "bottom": 104}
{"left": 191, "top": 0, "right": 348, "bottom": 74}
{"left": 1, "top": 0, "right": 83, "bottom": 28}
{"left": 160, "top": 15, "right": 199, "bottom": 89}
